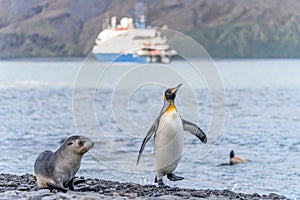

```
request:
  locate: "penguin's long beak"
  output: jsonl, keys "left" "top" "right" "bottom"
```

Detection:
{"left": 171, "top": 83, "right": 182, "bottom": 94}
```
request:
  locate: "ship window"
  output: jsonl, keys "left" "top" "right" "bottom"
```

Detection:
{"left": 133, "top": 36, "right": 153, "bottom": 40}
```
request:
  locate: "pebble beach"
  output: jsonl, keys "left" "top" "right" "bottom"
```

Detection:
{"left": 0, "top": 174, "right": 287, "bottom": 200}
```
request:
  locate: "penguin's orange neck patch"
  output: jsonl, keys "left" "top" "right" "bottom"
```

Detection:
{"left": 166, "top": 102, "right": 177, "bottom": 113}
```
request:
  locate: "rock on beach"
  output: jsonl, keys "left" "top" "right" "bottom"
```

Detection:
{"left": 0, "top": 174, "right": 287, "bottom": 200}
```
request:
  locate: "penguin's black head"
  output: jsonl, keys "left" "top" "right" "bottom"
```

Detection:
{"left": 164, "top": 83, "right": 182, "bottom": 102}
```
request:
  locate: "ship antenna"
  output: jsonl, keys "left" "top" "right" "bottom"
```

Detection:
{"left": 135, "top": 2, "right": 146, "bottom": 28}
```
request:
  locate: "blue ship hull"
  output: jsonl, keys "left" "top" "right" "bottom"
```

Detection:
{"left": 94, "top": 53, "right": 148, "bottom": 63}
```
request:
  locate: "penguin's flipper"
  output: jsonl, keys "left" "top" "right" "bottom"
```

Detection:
{"left": 181, "top": 118, "right": 207, "bottom": 143}
{"left": 136, "top": 119, "right": 159, "bottom": 165}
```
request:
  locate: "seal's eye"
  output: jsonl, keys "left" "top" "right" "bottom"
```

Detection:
{"left": 67, "top": 141, "right": 73, "bottom": 146}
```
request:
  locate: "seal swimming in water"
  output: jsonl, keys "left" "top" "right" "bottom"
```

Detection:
{"left": 34, "top": 135, "right": 94, "bottom": 192}
{"left": 137, "top": 84, "right": 207, "bottom": 186}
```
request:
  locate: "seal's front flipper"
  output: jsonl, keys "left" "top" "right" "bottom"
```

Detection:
{"left": 73, "top": 178, "right": 86, "bottom": 185}
{"left": 67, "top": 178, "right": 75, "bottom": 191}
{"left": 167, "top": 173, "right": 184, "bottom": 181}
{"left": 47, "top": 182, "right": 68, "bottom": 193}
{"left": 66, "top": 178, "right": 75, "bottom": 190}
{"left": 73, "top": 186, "right": 91, "bottom": 191}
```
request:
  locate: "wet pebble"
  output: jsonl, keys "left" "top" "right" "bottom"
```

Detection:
{"left": 174, "top": 191, "right": 191, "bottom": 197}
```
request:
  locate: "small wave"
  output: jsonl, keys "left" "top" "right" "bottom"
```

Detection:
{"left": 0, "top": 80, "right": 73, "bottom": 89}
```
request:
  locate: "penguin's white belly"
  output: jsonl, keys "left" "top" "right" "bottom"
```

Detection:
{"left": 155, "top": 111, "right": 184, "bottom": 174}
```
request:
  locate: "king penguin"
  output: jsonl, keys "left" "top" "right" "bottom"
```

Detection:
{"left": 136, "top": 83, "right": 207, "bottom": 186}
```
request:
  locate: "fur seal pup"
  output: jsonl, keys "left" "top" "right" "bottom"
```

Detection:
{"left": 34, "top": 135, "right": 94, "bottom": 192}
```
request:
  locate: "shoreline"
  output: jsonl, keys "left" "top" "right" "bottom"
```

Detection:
{"left": 0, "top": 174, "right": 287, "bottom": 199}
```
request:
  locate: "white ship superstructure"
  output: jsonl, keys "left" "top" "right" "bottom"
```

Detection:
{"left": 92, "top": 15, "right": 177, "bottom": 63}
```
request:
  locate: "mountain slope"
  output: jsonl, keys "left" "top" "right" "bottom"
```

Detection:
{"left": 0, "top": 0, "right": 300, "bottom": 58}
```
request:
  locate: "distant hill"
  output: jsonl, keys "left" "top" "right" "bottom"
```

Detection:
{"left": 1, "top": 0, "right": 300, "bottom": 58}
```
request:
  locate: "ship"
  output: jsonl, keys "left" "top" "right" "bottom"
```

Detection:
{"left": 92, "top": 5, "right": 177, "bottom": 64}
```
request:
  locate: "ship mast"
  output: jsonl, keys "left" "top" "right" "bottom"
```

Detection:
{"left": 135, "top": 2, "right": 147, "bottom": 29}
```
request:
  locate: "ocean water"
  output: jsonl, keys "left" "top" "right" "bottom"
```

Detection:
{"left": 0, "top": 58, "right": 299, "bottom": 199}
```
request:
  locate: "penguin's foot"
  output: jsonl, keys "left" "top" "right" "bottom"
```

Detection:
{"left": 157, "top": 179, "right": 165, "bottom": 187}
{"left": 155, "top": 176, "right": 165, "bottom": 187}
{"left": 167, "top": 173, "right": 184, "bottom": 181}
